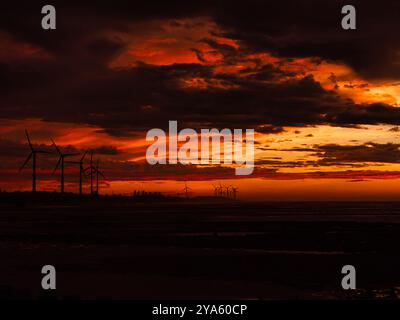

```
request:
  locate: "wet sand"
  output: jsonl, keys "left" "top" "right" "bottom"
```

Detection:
{"left": 0, "top": 199, "right": 400, "bottom": 299}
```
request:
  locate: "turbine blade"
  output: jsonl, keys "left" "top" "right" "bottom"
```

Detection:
{"left": 53, "top": 157, "right": 62, "bottom": 174}
{"left": 25, "top": 130, "right": 33, "bottom": 151}
{"left": 80, "top": 150, "right": 88, "bottom": 162}
{"left": 84, "top": 169, "right": 92, "bottom": 177}
{"left": 19, "top": 153, "right": 33, "bottom": 172}
{"left": 51, "top": 138, "right": 61, "bottom": 155}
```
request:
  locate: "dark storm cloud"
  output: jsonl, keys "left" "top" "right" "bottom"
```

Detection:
{"left": 3, "top": 57, "right": 400, "bottom": 133}
{"left": 0, "top": 139, "right": 31, "bottom": 158}
{"left": 274, "top": 142, "right": 400, "bottom": 165}
{"left": 315, "top": 143, "right": 400, "bottom": 164}
{"left": 255, "top": 125, "right": 285, "bottom": 134}
{"left": 3, "top": 1, "right": 400, "bottom": 78}
{"left": 91, "top": 145, "right": 119, "bottom": 155}
{"left": 212, "top": 0, "right": 400, "bottom": 80}
{"left": 0, "top": 1, "right": 212, "bottom": 51}
{"left": 2, "top": 1, "right": 400, "bottom": 137}
{"left": 256, "top": 142, "right": 400, "bottom": 170}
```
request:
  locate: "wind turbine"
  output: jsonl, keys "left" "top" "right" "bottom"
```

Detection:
{"left": 224, "top": 185, "right": 231, "bottom": 198}
{"left": 231, "top": 185, "right": 239, "bottom": 200}
{"left": 182, "top": 182, "right": 192, "bottom": 199}
{"left": 67, "top": 150, "right": 88, "bottom": 195}
{"left": 84, "top": 152, "right": 104, "bottom": 195}
{"left": 84, "top": 151, "right": 95, "bottom": 195}
{"left": 20, "top": 130, "right": 52, "bottom": 192}
{"left": 212, "top": 184, "right": 219, "bottom": 197}
{"left": 218, "top": 182, "right": 224, "bottom": 197}
{"left": 95, "top": 159, "right": 105, "bottom": 195}
{"left": 51, "top": 138, "right": 79, "bottom": 193}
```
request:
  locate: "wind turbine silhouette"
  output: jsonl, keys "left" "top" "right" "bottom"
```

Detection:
{"left": 224, "top": 185, "right": 231, "bottom": 198}
{"left": 231, "top": 185, "right": 239, "bottom": 200}
{"left": 51, "top": 138, "right": 79, "bottom": 193}
{"left": 183, "top": 182, "right": 192, "bottom": 199}
{"left": 84, "top": 151, "right": 95, "bottom": 195}
{"left": 95, "top": 159, "right": 105, "bottom": 195}
{"left": 212, "top": 184, "right": 219, "bottom": 197}
{"left": 218, "top": 182, "right": 224, "bottom": 197}
{"left": 84, "top": 152, "right": 105, "bottom": 195}
{"left": 67, "top": 150, "right": 88, "bottom": 195}
{"left": 19, "top": 130, "right": 51, "bottom": 192}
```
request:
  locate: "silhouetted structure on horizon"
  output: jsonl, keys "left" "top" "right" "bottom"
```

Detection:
{"left": 19, "top": 130, "right": 107, "bottom": 195}
{"left": 211, "top": 183, "right": 238, "bottom": 200}
{"left": 51, "top": 138, "right": 79, "bottom": 193}
{"left": 67, "top": 150, "right": 88, "bottom": 195}
{"left": 84, "top": 152, "right": 106, "bottom": 195}
{"left": 20, "top": 130, "right": 52, "bottom": 192}
{"left": 231, "top": 185, "right": 239, "bottom": 200}
{"left": 180, "top": 181, "right": 193, "bottom": 199}
{"left": 85, "top": 152, "right": 96, "bottom": 195}
{"left": 95, "top": 159, "right": 105, "bottom": 195}
{"left": 133, "top": 190, "right": 164, "bottom": 200}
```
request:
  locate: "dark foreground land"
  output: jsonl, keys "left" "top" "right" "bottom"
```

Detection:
{"left": 0, "top": 193, "right": 400, "bottom": 299}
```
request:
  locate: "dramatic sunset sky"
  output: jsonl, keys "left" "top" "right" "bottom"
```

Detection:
{"left": 2, "top": 1, "right": 400, "bottom": 200}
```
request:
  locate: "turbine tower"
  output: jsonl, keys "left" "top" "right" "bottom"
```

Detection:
{"left": 84, "top": 151, "right": 100, "bottom": 195}
{"left": 212, "top": 184, "right": 219, "bottom": 197}
{"left": 218, "top": 183, "right": 224, "bottom": 197}
{"left": 51, "top": 138, "right": 79, "bottom": 193}
{"left": 182, "top": 182, "right": 192, "bottom": 199}
{"left": 95, "top": 159, "right": 105, "bottom": 195}
{"left": 89, "top": 152, "right": 93, "bottom": 194}
{"left": 88, "top": 151, "right": 94, "bottom": 195}
{"left": 224, "top": 185, "right": 231, "bottom": 198}
{"left": 67, "top": 150, "right": 88, "bottom": 195}
{"left": 231, "top": 186, "right": 239, "bottom": 200}
{"left": 19, "top": 130, "right": 51, "bottom": 192}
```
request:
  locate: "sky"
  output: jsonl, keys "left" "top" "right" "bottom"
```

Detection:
{"left": 2, "top": 1, "right": 400, "bottom": 200}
